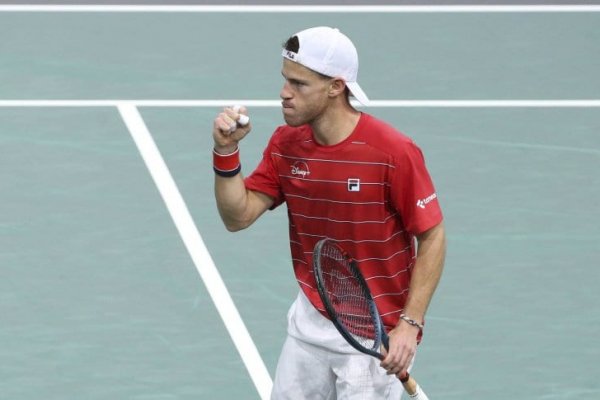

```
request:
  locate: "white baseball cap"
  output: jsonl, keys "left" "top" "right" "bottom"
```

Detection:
{"left": 282, "top": 26, "right": 370, "bottom": 106}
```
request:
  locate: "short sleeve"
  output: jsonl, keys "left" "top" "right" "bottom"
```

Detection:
{"left": 390, "top": 141, "right": 443, "bottom": 235}
{"left": 244, "top": 131, "right": 285, "bottom": 209}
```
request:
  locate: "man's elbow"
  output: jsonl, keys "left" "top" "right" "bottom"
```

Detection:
{"left": 224, "top": 221, "right": 248, "bottom": 232}
{"left": 217, "top": 190, "right": 272, "bottom": 232}
{"left": 221, "top": 215, "right": 253, "bottom": 232}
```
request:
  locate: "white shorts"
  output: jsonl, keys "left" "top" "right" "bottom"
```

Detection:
{"left": 271, "top": 291, "right": 413, "bottom": 399}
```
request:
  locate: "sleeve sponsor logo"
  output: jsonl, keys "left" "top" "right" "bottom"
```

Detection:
{"left": 416, "top": 193, "right": 437, "bottom": 209}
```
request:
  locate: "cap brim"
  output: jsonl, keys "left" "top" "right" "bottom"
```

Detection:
{"left": 346, "top": 81, "right": 370, "bottom": 106}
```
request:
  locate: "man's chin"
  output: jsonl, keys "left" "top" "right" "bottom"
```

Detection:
{"left": 283, "top": 115, "right": 303, "bottom": 127}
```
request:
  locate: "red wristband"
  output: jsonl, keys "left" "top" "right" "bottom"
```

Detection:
{"left": 213, "top": 148, "right": 241, "bottom": 177}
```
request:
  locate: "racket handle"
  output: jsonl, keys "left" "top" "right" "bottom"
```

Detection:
{"left": 402, "top": 375, "right": 429, "bottom": 400}
{"left": 401, "top": 374, "right": 417, "bottom": 395}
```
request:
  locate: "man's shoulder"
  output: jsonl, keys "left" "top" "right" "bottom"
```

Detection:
{"left": 360, "top": 113, "right": 419, "bottom": 154}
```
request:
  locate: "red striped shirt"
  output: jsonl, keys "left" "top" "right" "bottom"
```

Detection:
{"left": 245, "top": 113, "right": 443, "bottom": 332}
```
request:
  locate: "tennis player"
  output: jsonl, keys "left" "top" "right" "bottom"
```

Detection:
{"left": 212, "top": 26, "right": 446, "bottom": 399}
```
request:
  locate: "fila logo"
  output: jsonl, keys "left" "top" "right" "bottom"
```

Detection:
{"left": 348, "top": 178, "right": 361, "bottom": 192}
{"left": 416, "top": 193, "right": 437, "bottom": 209}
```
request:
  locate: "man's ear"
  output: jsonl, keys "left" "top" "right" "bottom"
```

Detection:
{"left": 328, "top": 78, "right": 347, "bottom": 97}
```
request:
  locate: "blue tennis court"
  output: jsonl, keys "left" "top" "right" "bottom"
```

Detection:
{"left": 1, "top": 5, "right": 599, "bottom": 399}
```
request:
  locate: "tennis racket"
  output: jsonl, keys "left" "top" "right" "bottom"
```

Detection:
{"left": 313, "top": 238, "right": 429, "bottom": 399}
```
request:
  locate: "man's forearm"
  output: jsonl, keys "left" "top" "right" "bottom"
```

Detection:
{"left": 214, "top": 174, "right": 251, "bottom": 231}
{"left": 403, "top": 222, "right": 447, "bottom": 324}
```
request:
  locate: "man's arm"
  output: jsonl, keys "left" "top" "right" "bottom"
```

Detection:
{"left": 213, "top": 106, "right": 274, "bottom": 231}
{"left": 380, "top": 221, "right": 447, "bottom": 377}
{"left": 403, "top": 221, "right": 447, "bottom": 326}
{"left": 215, "top": 173, "right": 274, "bottom": 232}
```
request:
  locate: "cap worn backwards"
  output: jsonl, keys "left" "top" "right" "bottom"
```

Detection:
{"left": 282, "top": 26, "right": 370, "bottom": 106}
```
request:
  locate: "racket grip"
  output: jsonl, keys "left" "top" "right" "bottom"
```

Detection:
{"left": 401, "top": 375, "right": 417, "bottom": 395}
{"left": 402, "top": 376, "right": 429, "bottom": 400}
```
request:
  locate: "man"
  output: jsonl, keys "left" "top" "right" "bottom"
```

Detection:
{"left": 212, "top": 26, "right": 446, "bottom": 399}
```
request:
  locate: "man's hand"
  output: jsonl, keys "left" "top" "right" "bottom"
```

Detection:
{"left": 380, "top": 321, "right": 419, "bottom": 379}
{"left": 213, "top": 105, "right": 251, "bottom": 154}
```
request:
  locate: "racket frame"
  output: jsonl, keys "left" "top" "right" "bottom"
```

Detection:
{"left": 313, "top": 238, "right": 390, "bottom": 360}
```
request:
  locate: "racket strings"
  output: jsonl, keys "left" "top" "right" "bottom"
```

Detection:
{"left": 320, "top": 245, "right": 377, "bottom": 349}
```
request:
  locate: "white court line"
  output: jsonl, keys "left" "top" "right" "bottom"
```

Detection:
{"left": 117, "top": 103, "right": 273, "bottom": 400}
{"left": 1, "top": 99, "right": 600, "bottom": 108}
{"left": 1, "top": 5, "right": 600, "bottom": 12}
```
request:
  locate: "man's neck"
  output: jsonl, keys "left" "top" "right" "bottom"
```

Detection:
{"left": 311, "top": 103, "right": 361, "bottom": 146}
